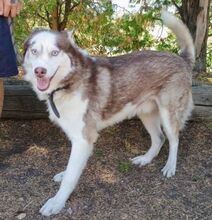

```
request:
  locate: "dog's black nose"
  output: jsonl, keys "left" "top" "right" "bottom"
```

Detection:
{"left": 34, "top": 67, "right": 47, "bottom": 77}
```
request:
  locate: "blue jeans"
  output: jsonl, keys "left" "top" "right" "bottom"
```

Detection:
{"left": 0, "top": 16, "right": 18, "bottom": 77}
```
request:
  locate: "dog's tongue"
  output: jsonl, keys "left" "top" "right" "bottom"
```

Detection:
{"left": 37, "top": 77, "right": 50, "bottom": 91}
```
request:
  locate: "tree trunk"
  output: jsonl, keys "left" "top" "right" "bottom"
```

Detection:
{"left": 51, "top": 8, "right": 59, "bottom": 31}
{"left": 178, "top": 0, "right": 210, "bottom": 75}
{"left": 45, "top": 1, "right": 81, "bottom": 31}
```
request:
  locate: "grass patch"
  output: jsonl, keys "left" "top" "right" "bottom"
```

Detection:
{"left": 94, "top": 149, "right": 104, "bottom": 157}
{"left": 191, "top": 175, "right": 202, "bottom": 182}
{"left": 105, "top": 126, "right": 117, "bottom": 135}
{"left": 206, "top": 123, "right": 212, "bottom": 130}
{"left": 118, "top": 160, "right": 132, "bottom": 173}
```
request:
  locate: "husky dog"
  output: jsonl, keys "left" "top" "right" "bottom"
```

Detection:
{"left": 23, "top": 10, "right": 194, "bottom": 216}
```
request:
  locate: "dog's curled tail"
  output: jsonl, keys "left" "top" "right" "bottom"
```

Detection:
{"left": 161, "top": 9, "right": 195, "bottom": 68}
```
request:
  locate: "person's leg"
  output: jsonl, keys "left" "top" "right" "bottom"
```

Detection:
{"left": 0, "top": 79, "right": 4, "bottom": 117}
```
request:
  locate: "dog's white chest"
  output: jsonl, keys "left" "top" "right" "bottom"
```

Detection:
{"left": 47, "top": 91, "right": 88, "bottom": 140}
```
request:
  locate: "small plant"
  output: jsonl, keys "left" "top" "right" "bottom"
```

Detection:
{"left": 191, "top": 175, "right": 201, "bottom": 182}
{"left": 118, "top": 160, "right": 132, "bottom": 173}
{"left": 206, "top": 123, "right": 212, "bottom": 130}
{"left": 94, "top": 149, "right": 103, "bottom": 157}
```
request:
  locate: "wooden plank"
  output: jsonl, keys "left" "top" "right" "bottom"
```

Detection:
{"left": 2, "top": 111, "right": 48, "bottom": 119}
{"left": 192, "top": 85, "right": 212, "bottom": 106}
{"left": 4, "top": 85, "right": 36, "bottom": 96}
{"left": 1, "top": 81, "right": 212, "bottom": 120}
{"left": 192, "top": 106, "right": 212, "bottom": 121}
{"left": 2, "top": 81, "right": 48, "bottom": 119}
{"left": 3, "top": 96, "right": 45, "bottom": 111}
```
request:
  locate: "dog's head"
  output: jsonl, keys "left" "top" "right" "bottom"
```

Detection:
{"left": 23, "top": 29, "right": 84, "bottom": 99}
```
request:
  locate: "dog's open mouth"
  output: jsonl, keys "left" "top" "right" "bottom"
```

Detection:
{"left": 36, "top": 66, "right": 60, "bottom": 92}
{"left": 37, "top": 77, "right": 51, "bottom": 91}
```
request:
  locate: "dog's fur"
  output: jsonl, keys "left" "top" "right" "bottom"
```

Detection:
{"left": 23, "top": 10, "right": 195, "bottom": 216}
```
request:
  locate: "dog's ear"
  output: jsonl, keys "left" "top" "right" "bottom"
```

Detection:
{"left": 23, "top": 39, "right": 29, "bottom": 56}
{"left": 65, "top": 29, "right": 77, "bottom": 47}
{"left": 60, "top": 29, "right": 76, "bottom": 47}
{"left": 66, "top": 29, "right": 75, "bottom": 41}
{"left": 23, "top": 36, "right": 32, "bottom": 58}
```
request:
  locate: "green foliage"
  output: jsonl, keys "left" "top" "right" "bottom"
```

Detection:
{"left": 74, "top": 12, "right": 155, "bottom": 55}
{"left": 206, "top": 43, "right": 212, "bottom": 73}
{"left": 155, "top": 33, "right": 178, "bottom": 54}
{"left": 14, "top": 0, "right": 52, "bottom": 52}
{"left": 14, "top": 0, "right": 162, "bottom": 55}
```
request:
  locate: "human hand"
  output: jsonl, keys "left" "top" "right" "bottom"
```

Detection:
{"left": 0, "top": 0, "right": 23, "bottom": 18}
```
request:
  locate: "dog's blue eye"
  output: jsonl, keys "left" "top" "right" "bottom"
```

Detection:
{"left": 51, "top": 50, "right": 59, "bottom": 56}
{"left": 31, "top": 49, "right": 38, "bottom": 55}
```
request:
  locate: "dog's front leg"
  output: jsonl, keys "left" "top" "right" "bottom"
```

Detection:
{"left": 40, "top": 138, "right": 93, "bottom": 216}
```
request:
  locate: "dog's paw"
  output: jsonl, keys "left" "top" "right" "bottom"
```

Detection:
{"left": 39, "top": 196, "right": 65, "bottom": 216}
{"left": 131, "top": 155, "right": 152, "bottom": 167}
{"left": 161, "top": 162, "right": 176, "bottom": 178}
{"left": 53, "top": 171, "right": 65, "bottom": 183}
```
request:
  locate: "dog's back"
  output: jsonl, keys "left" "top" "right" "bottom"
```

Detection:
{"left": 86, "top": 10, "right": 195, "bottom": 125}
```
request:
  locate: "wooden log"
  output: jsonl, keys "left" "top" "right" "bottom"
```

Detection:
{"left": 192, "top": 84, "right": 212, "bottom": 121}
{"left": 2, "top": 82, "right": 48, "bottom": 119}
{"left": 193, "top": 106, "right": 212, "bottom": 121}
{"left": 192, "top": 84, "right": 212, "bottom": 106}
{"left": 1, "top": 81, "right": 212, "bottom": 120}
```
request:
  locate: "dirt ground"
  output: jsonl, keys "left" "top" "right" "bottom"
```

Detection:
{"left": 0, "top": 119, "right": 211, "bottom": 220}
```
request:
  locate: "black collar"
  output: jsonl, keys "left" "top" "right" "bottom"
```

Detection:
{"left": 48, "top": 86, "right": 69, "bottom": 118}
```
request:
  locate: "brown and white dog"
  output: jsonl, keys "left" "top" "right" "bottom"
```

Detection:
{"left": 23, "top": 10, "right": 194, "bottom": 216}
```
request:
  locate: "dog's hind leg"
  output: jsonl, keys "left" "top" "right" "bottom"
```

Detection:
{"left": 131, "top": 110, "right": 165, "bottom": 167}
{"left": 159, "top": 106, "right": 179, "bottom": 178}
